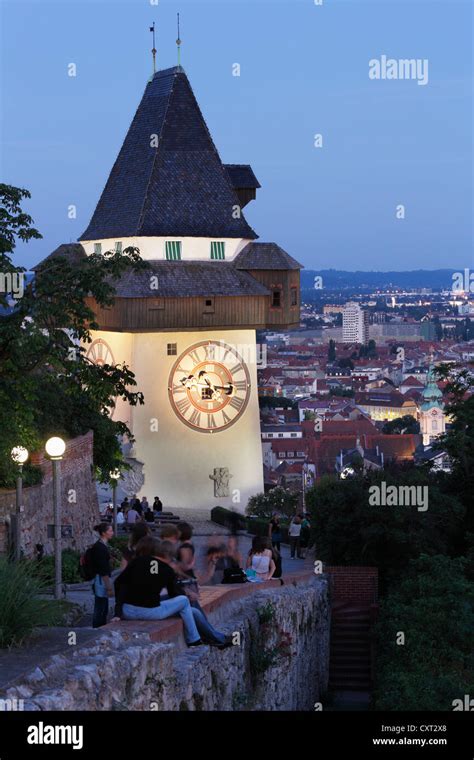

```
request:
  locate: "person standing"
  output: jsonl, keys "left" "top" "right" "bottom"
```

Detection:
{"left": 140, "top": 496, "right": 149, "bottom": 513}
{"left": 91, "top": 522, "right": 114, "bottom": 628}
{"left": 153, "top": 496, "right": 163, "bottom": 513}
{"left": 268, "top": 513, "right": 282, "bottom": 551}
{"left": 300, "top": 513, "right": 312, "bottom": 559}
{"left": 288, "top": 514, "right": 303, "bottom": 559}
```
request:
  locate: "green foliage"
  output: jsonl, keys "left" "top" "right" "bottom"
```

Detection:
{"left": 246, "top": 517, "right": 289, "bottom": 543}
{"left": 374, "top": 555, "right": 474, "bottom": 710}
{"left": 257, "top": 601, "right": 276, "bottom": 624}
{"left": 306, "top": 470, "right": 465, "bottom": 589}
{"left": 247, "top": 486, "right": 298, "bottom": 519}
{"left": 33, "top": 548, "right": 82, "bottom": 585}
{"left": 0, "top": 557, "right": 64, "bottom": 647}
{"left": 210, "top": 506, "right": 246, "bottom": 531}
{"left": 0, "top": 184, "right": 148, "bottom": 485}
{"left": 435, "top": 366, "right": 474, "bottom": 546}
{"left": 382, "top": 415, "right": 420, "bottom": 435}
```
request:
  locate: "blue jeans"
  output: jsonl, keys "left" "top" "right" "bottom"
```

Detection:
{"left": 122, "top": 595, "right": 200, "bottom": 644}
{"left": 191, "top": 607, "right": 226, "bottom": 646}
{"left": 93, "top": 596, "right": 109, "bottom": 628}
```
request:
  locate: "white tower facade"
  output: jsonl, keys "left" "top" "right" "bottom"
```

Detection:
{"left": 342, "top": 302, "right": 369, "bottom": 344}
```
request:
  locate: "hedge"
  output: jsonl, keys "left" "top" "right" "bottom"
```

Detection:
{"left": 210, "top": 506, "right": 246, "bottom": 531}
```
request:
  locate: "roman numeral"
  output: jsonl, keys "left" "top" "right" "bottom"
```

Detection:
{"left": 188, "top": 349, "right": 201, "bottom": 365}
{"left": 172, "top": 384, "right": 186, "bottom": 395}
{"left": 230, "top": 363, "right": 243, "bottom": 376}
{"left": 205, "top": 344, "right": 216, "bottom": 360}
{"left": 233, "top": 380, "right": 247, "bottom": 391}
{"left": 97, "top": 342, "right": 103, "bottom": 360}
{"left": 222, "top": 410, "right": 232, "bottom": 425}
{"left": 207, "top": 414, "right": 217, "bottom": 429}
{"left": 176, "top": 398, "right": 191, "bottom": 416}
{"left": 189, "top": 409, "right": 201, "bottom": 427}
{"left": 229, "top": 396, "right": 244, "bottom": 411}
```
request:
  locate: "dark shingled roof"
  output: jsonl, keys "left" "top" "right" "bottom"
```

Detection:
{"left": 234, "top": 242, "right": 303, "bottom": 270}
{"left": 80, "top": 67, "right": 257, "bottom": 241}
{"left": 224, "top": 164, "right": 261, "bottom": 189}
{"left": 32, "top": 243, "right": 87, "bottom": 271}
{"left": 113, "top": 260, "right": 270, "bottom": 298}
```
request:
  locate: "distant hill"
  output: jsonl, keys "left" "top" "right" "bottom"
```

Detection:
{"left": 301, "top": 269, "right": 457, "bottom": 291}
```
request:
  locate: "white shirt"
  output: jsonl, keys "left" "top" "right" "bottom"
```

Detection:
{"left": 289, "top": 521, "right": 302, "bottom": 537}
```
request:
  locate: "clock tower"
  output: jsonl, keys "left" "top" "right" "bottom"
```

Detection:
{"left": 38, "top": 65, "right": 302, "bottom": 513}
{"left": 420, "top": 365, "right": 446, "bottom": 446}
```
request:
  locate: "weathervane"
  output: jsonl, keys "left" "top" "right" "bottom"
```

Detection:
{"left": 176, "top": 13, "right": 181, "bottom": 68}
{"left": 150, "top": 21, "right": 157, "bottom": 75}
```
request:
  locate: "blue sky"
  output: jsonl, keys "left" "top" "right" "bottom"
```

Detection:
{"left": 1, "top": 0, "right": 472, "bottom": 271}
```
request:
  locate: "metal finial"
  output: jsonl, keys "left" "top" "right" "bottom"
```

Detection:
{"left": 176, "top": 13, "right": 181, "bottom": 68}
{"left": 149, "top": 22, "right": 157, "bottom": 75}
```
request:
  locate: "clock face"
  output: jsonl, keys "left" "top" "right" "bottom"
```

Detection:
{"left": 86, "top": 338, "right": 115, "bottom": 367}
{"left": 86, "top": 339, "right": 116, "bottom": 418}
{"left": 168, "top": 340, "right": 251, "bottom": 433}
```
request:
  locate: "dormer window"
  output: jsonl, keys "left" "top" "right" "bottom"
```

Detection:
{"left": 165, "top": 241, "right": 182, "bottom": 260}
{"left": 210, "top": 241, "right": 225, "bottom": 260}
{"left": 94, "top": 243, "right": 102, "bottom": 255}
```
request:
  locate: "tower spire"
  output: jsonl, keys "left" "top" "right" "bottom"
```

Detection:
{"left": 176, "top": 13, "right": 182, "bottom": 68}
{"left": 149, "top": 22, "right": 157, "bottom": 76}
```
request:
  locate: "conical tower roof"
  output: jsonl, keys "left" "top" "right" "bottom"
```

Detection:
{"left": 80, "top": 67, "right": 258, "bottom": 241}
{"left": 421, "top": 365, "right": 444, "bottom": 410}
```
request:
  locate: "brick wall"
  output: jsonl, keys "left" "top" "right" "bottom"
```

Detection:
{"left": 326, "top": 565, "right": 378, "bottom": 604}
{"left": 0, "top": 431, "right": 100, "bottom": 558}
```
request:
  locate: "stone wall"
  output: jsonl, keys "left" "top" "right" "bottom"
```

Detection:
{"left": 3, "top": 576, "right": 330, "bottom": 711}
{"left": 0, "top": 432, "right": 100, "bottom": 558}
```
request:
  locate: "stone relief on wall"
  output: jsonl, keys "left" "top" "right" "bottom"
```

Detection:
{"left": 209, "top": 467, "right": 233, "bottom": 498}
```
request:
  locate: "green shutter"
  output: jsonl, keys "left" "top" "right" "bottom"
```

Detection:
{"left": 115, "top": 241, "right": 123, "bottom": 254}
{"left": 165, "top": 241, "right": 182, "bottom": 260}
{"left": 210, "top": 241, "right": 225, "bottom": 260}
{"left": 94, "top": 243, "right": 102, "bottom": 255}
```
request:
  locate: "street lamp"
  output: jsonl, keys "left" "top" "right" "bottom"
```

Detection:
{"left": 10, "top": 446, "right": 28, "bottom": 562}
{"left": 109, "top": 469, "right": 121, "bottom": 534}
{"left": 45, "top": 437, "right": 66, "bottom": 600}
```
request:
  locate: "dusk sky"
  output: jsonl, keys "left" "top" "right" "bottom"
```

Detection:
{"left": 1, "top": 0, "right": 472, "bottom": 272}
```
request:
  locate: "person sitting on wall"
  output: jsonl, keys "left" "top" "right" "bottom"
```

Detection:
{"left": 154, "top": 540, "right": 232, "bottom": 649}
{"left": 144, "top": 507, "right": 155, "bottom": 523}
{"left": 246, "top": 535, "right": 276, "bottom": 582}
{"left": 113, "top": 536, "right": 203, "bottom": 647}
{"left": 119, "top": 522, "right": 150, "bottom": 570}
{"left": 160, "top": 524, "right": 180, "bottom": 550}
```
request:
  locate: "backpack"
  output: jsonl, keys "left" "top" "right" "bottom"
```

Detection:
{"left": 79, "top": 546, "right": 96, "bottom": 581}
{"left": 222, "top": 567, "right": 248, "bottom": 584}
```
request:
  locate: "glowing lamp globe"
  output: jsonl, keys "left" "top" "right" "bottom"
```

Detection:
{"left": 109, "top": 469, "right": 121, "bottom": 481}
{"left": 45, "top": 437, "right": 66, "bottom": 460}
{"left": 11, "top": 446, "right": 29, "bottom": 465}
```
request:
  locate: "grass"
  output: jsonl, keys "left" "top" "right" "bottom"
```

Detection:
{"left": 0, "top": 558, "right": 65, "bottom": 648}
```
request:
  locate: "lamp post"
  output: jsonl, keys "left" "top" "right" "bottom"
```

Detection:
{"left": 45, "top": 437, "right": 66, "bottom": 600}
{"left": 10, "top": 447, "right": 29, "bottom": 561}
{"left": 109, "top": 469, "right": 121, "bottom": 534}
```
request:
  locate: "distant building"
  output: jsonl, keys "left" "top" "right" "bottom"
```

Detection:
{"left": 420, "top": 365, "right": 446, "bottom": 445}
{"left": 355, "top": 390, "right": 418, "bottom": 421}
{"left": 342, "top": 302, "right": 369, "bottom": 344}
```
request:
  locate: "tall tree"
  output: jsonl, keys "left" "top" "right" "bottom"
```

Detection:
{"left": 0, "top": 184, "right": 148, "bottom": 485}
